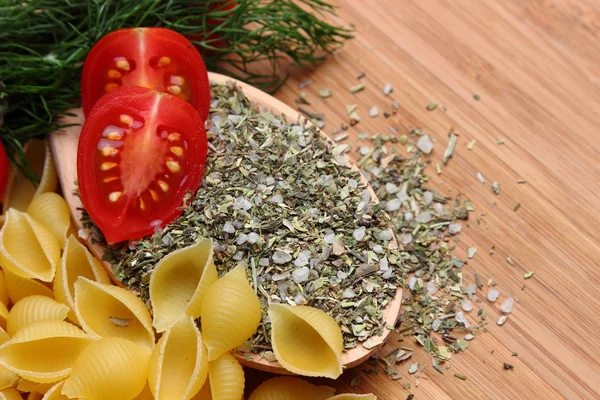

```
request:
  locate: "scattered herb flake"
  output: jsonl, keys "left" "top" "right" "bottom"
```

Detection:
{"left": 517, "top": 179, "right": 527, "bottom": 184}
{"left": 496, "top": 138, "right": 505, "bottom": 145}
{"left": 514, "top": 202, "right": 521, "bottom": 212}
{"left": 512, "top": 352, "right": 518, "bottom": 357}
{"left": 349, "top": 83, "right": 365, "bottom": 94}
{"left": 467, "top": 139, "right": 476, "bottom": 150}
{"left": 473, "top": 94, "right": 480, "bottom": 101}
{"left": 492, "top": 182, "right": 500, "bottom": 195}
{"left": 435, "top": 162, "right": 442, "bottom": 175}
{"left": 503, "top": 363, "right": 514, "bottom": 370}
{"left": 319, "top": 88, "right": 332, "bottom": 98}
{"left": 350, "top": 375, "right": 360, "bottom": 387}
{"left": 506, "top": 256, "right": 514, "bottom": 266}
{"left": 443, "top": 132, "right": 457, "bottom": 164}
{"left": 426, "top": 102, "right": 438, "bottom": 111}
{"left": 454, "top": 373, "right": 467, "bottom": 380}
{"left": 523, "top": 271, "right": 535, "bottom": 279}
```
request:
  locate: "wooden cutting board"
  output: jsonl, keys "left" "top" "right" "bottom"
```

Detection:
{"left": 242, "top": 0, "right": 600, "bottom": 399}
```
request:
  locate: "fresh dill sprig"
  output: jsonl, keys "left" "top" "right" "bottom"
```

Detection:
{"left": 0, "top": 0, "right": 352, "bottom": 179}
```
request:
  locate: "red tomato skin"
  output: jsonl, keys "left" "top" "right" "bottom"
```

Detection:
{"left": 77, "top": 86, "right": 207, "bottom": 244}
{"left": 0, "top": 141, "right": 8, "bottom": 199}
{"left": 81, "top": 28, "right": 210, "bottom": 121}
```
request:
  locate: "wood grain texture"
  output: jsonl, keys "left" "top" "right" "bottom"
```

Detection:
{"left": 243, "top": 0, "right": 600, "bottom": 399}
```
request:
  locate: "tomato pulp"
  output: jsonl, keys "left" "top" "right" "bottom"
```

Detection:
{"left": 81, "top": 28, "right": 210, "bottom": 121}
{"left": 77, "top": 86, "right": 207, "bottom": 244}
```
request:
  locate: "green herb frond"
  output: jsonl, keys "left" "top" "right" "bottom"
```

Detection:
{"left": 0, "top": 0, "right": 353, "bottom": 178}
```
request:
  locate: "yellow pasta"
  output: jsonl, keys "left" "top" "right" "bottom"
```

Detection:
{"left": 62, "top": 337, "right": 151, "bottom": 400}
{"left": 26, "top": 193, "right": 70, "bottom": 249}
{"left": 0, "top": 328, "right": 17, "bottom": 391}
{"left": 268, "top": 303, "right": 343, "bottom": 379}
{"left": 0, "top": 320, "right": 93, "bottom": 383}
{"left": 326, "top": 396, "right": 377, "bottom": 400}
{"left": 40, "top": 381, "right": 68, "bottom": 400}
{"left": 0, "top": 304, "right": 7, "bottom": 331}
{"left": 248, "top": 376, "right": 335, "bottom": 400}
{"left": 148, "top": 316, "right": 208, "bottom": 400}
{"left": 16, "top": 379, "right": 54, "bottom": 394}
{"left": 27, "top": 392, "right": 44, "bottom": 400}
{"left": 208, "top": 353, "right": 244, "bottom": 400}
{"left": 0, "top": 388, "right": 23, "bottom": 400}
{"left": 150, "top": 239, "right": 218, "bottom": 333}
{"left": 201, "top": 264, "right": 261, "bottom": 361}
{"left": 191, "top": 381, "right": 212, "bottom": 400}
{"left": 0, "top": 270, "right": 8, "bottom": 306}
{"left": 74, "top": 277, "right": 154, "bottom": 349}
{"left": 7, "top": 295, "right": 69, "bottom": 336}
{"left": 54, "top": 235, "right": 110, "bottom": 323}
{"left": 3, "top": 268, "right": 53, "bottom": 304}
{"left": 0, "top": 209, "right": 60, "bottom": 282}
{"left": 1, "top": 139, "right": 57, "bottom": 216}
{"left": 133, "top": 384, "right": 155, "bottom": 400}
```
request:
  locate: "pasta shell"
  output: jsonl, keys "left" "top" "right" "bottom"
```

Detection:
{"left": 202, "top": 264, "right": 261, "bottom": 361}
{"left": 0, "top": 388, "right": 22, "bottom": 400}
{"left": 54, "top": 235, "right": 110, "bottom": 323}
{"left": 190, "top": 381, "right": 212, "bottom": 400}
{"left": 1, "top": 139, "right": 57, "bottom": 216}
{"left": 133, "top": 384, "right": 155, "bottom": 400}
{"left": 26, "top": 193, "right": 70, "bottom": 249}
{"left": 74, "top": 277, "right": 154, "bottom": 349}
{"left": 0, "top": 304, "right": 7, "bottom": 331}
{"left": 148, "top": 316, "right": 208, "bottom": 400}
{"left": 17, "top": 378, "right": 54, "bottom": 394}
{"left": 0, "top": 320, "right": 93, "bottom": 383}
{"left": 208, "top": 353, "right": 244, "bottom": 400}
{"left": 0, "top": 270, "right": 8, "bottom": 306}
{"left": 61, "top": 337, "right": 151, "bottom": 400}
{"left": 7, "top": 295, "right": 69, "bottom": 336}
{"left": 0, "top": 329, "right": 16, "bottom": 391}
{"left": 326, "top": 396, "right": 377, "bottom": 400}
{"left": 150, "top": 239, "right": 218, "bottom": 333}
{"left": 40, "top": 381, "right": 69, "bottom": 400}
{"left": 3, "top": 268, "right": 53, "bottom": 304}
{"left": 268, "top": 304, "right": 343, "bottom": 378}
{"left": 27, "top": 392, "right": 44, "bottom": 400}
{"left": 0, "top": 209, "right": 60, "bottom": 282}
{"left": 248, "top": 377, "right": 335, "bottom": 400}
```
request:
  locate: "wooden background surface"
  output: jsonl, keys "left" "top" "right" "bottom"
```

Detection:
{"left": 246, "top": 0, "right": 600, "bottom": 399}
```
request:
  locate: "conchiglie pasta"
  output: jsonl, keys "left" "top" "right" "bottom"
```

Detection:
{"left": 0, "top": 304, "right": 7, "bottom": 331}
{"left": 148, "top": 316, "right": 208, "bottom": 400}
{"left": 54, "top": 235, "right": 110, "bottom": 323}
{"left": 0, "top": 209, "right": 59, "bottom": 282}
{"left": 150, "top": 239, "right": 218, "bottom": 333}
{"left": 133, "top": 384, "right": 155, "bottom": 400}
{"left": 326, "top": 395, "right": 377, "bottom": 400}
{"left": 1, "top": 139, "right": 57, "bottom": 216}
{"left": 27, "top": 392, "right": 44, "bottom": 400}
{"left": 26, "top": 193, "right": 70, "bottom": 249}
{"left": 3, "top": 269, "right": 53, "bottom": 304}
{"left": 248, "top": 377, "right": 335, "bottom": 400}
{"left": 0, "top": 320, "right": 93, "bottom": 383}
{"left": 191, "top": 381, "right": 212, "bottom": 400}
{"left": 74, "top": 277, "right": 154, "bottom": 349}
{"left": 208, "top": 353, "right": 244, "bottom": 400}
{"left": 268, "top": 303, "right": 343, "bottom": 378}
{"left": 0, "top": 270, "right": 8, "bottom": 306}
{"left": 0, "top": 388, "right": 23, "bottom": 400}
{"left": 40, "top": 381, "right": 68, "bottom": 400}
{"left": 7, "top": 296, "right": 69, "bottom": 336}
{"left": 16, "top": 379, "right": 54, "bottom": 394}
{"left": 202, "top": 264, "right": 261, "bottom": 361}
{"left": 0, "top": 329, "right": 17, "bottom": 391}
{"left": 62, "top": 337, "right": 151, "bottom": 400}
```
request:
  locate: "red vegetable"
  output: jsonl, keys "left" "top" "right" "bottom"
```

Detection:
{"left": 0, "top": 141, "right": 8, "bottom": 199}
{"left": 77, "top": 86, "right": 207, "bottom": 244}
{"left": 81, "top": 27, "right": 210, "bottom": 121}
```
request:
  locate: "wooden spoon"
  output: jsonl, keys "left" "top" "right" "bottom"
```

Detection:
{"left": 49, "top": 72, "right": 402, "bottom": 374}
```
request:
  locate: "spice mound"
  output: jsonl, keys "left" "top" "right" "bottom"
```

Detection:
{"left": 98, "top": 82, "right": 404, "bottom": 352}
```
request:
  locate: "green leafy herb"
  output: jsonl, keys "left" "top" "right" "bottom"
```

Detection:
{"left": 349, "top": 83, "right": 365, "bottom": 94}
{"left": 0, "top": 0, "right": 352, "bottom": 177}
{"left": 523, "top": 271, "right": 535, "bottom": 279}
{"left": 443, "top": 132, "right": 457, "bottom": 164}
{"left": 514, "top": 202, "right": 522, "bottom": 212}
{"left": 426, "top": 102, "right": 438, "bottom": 111}
{"left": 454, "top": 373, "right": 467, "bottom": 380}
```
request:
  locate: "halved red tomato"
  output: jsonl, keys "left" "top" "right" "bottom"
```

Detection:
{"left": 81, "top": 28, "right": 210, "bottom": 121}
{"left": 77, "top": 86, "right": 207, "bottom": 244}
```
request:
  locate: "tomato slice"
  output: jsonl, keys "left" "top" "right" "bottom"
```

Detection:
{"left": 77, "top": 86, "right": 207, "bottom": 244}
{"left": 81, "top": 28, "right": 210, "bottom": 121}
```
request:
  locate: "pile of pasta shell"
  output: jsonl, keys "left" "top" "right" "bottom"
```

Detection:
{"left": 0, "top": 142, "right": 377, "bottom": 399}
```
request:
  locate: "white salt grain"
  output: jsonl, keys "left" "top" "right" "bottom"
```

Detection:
{"left": 497, "top": 315, "right": 508, "bottom": 326}
{"left": 423, "top": 191, "right": 434, "bottom": 204}
{"left": 426, "top": 281, "right": 437, "bottom": 295}
{"left": 417, "top": 135, "right": 434, "bottom": 154}
{"left": 386, "top": 198, "right": 402, "bottom": 211}
{"left": 501, "top": 297, "right": 515, "bottom": 314}
{"left": 353, "top": 226, "right": 366, "bottom": 241}
{"left": 416, "top": 211, "right": 432, "bottom": 223}
{"left": 461, "top": 299, "right": 473, "bottom": 312}
{"left": 487, "top": 288, "right": 500, "bottom": 302}
{"left": 292, "top": 267, "right": 310, "bottom": 283}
